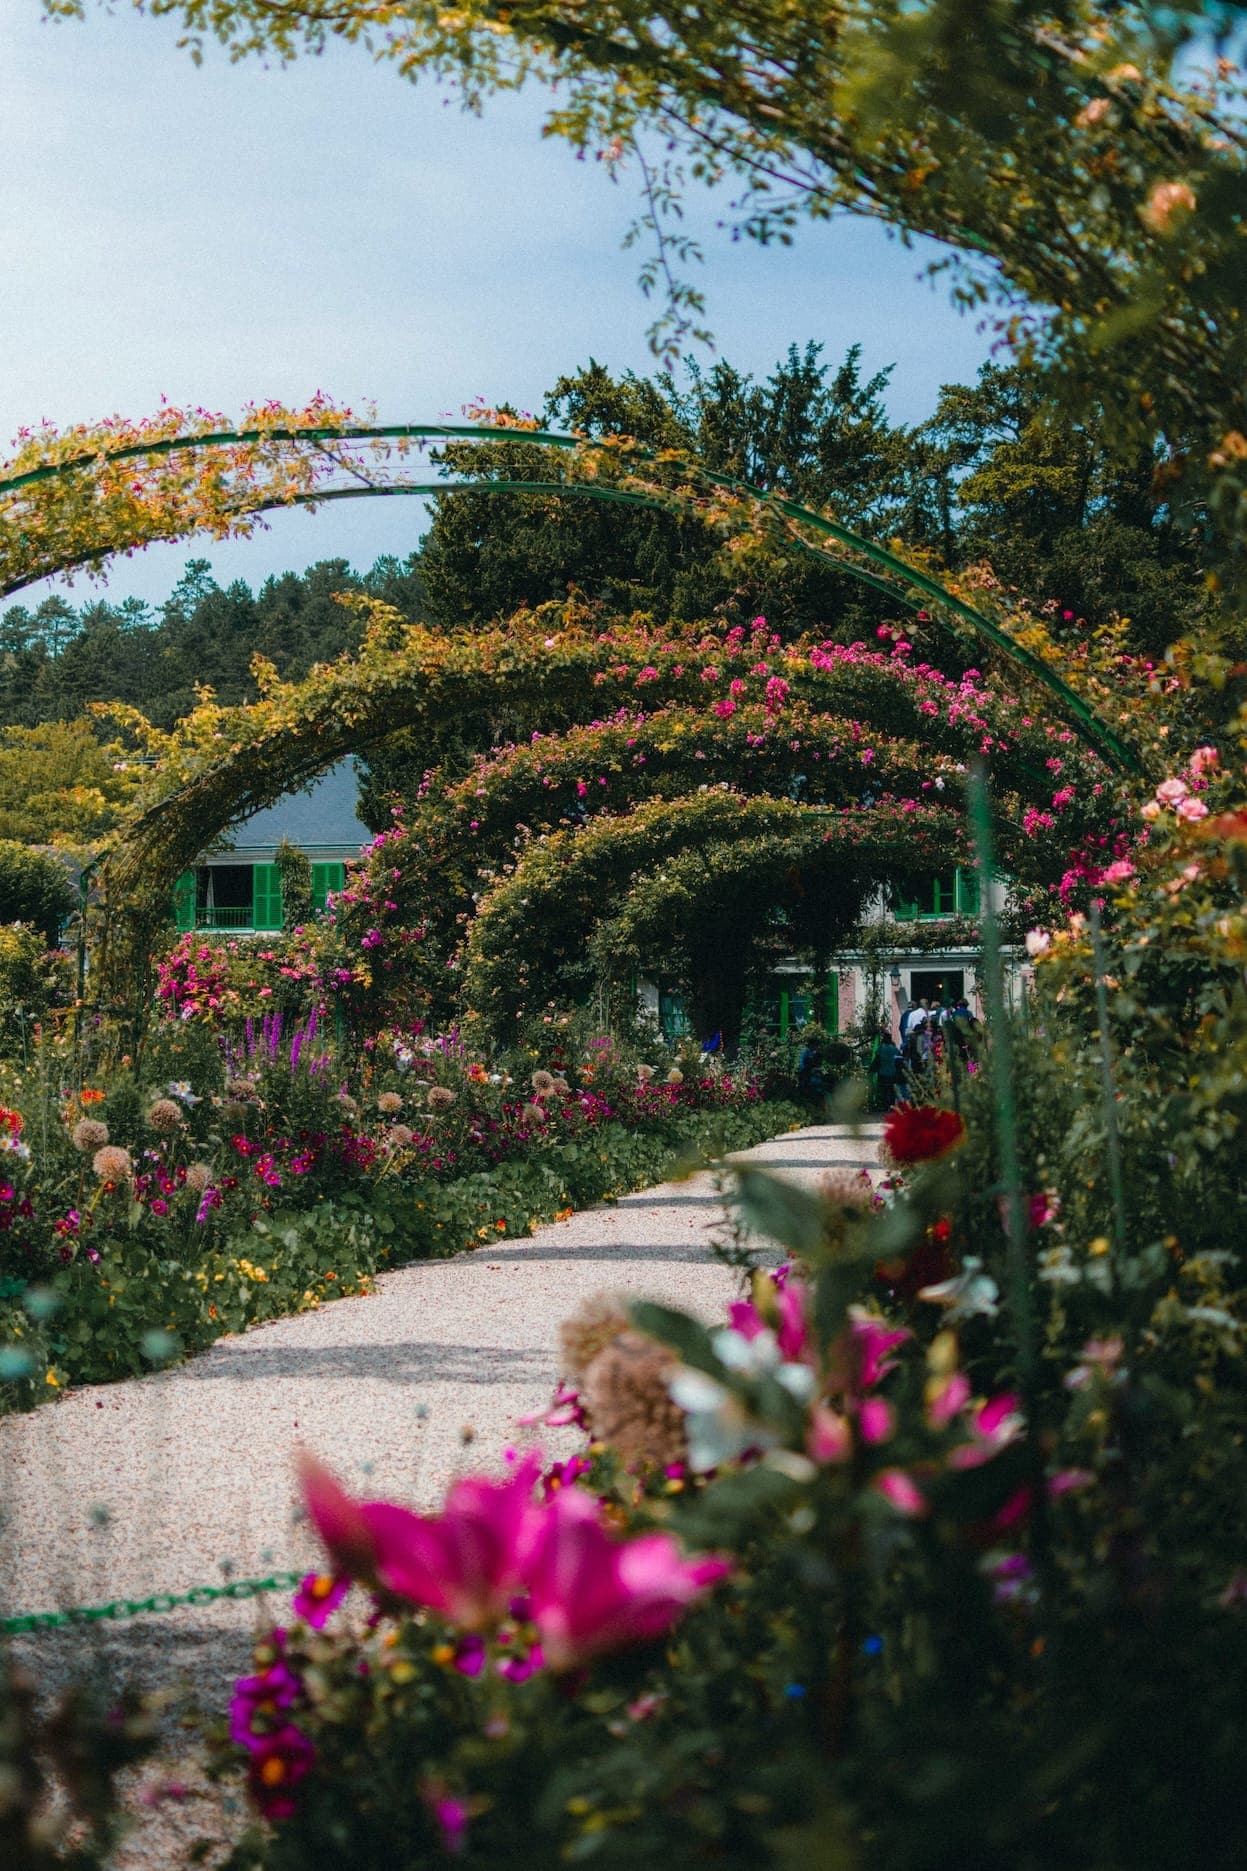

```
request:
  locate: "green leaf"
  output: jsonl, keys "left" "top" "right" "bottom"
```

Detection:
{"left": 630, "top": 1300, "right": 723, "bottom": 1377}
{"left": 729, "top": 1163, "right": 829, "bottom": 1261}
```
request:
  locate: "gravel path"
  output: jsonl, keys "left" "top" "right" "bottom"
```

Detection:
{"left": 0, "top": 1119, "right": 880, "bottom": 1862}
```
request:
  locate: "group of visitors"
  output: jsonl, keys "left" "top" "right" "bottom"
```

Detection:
{"left": 869, "top": 994, "right": 979, "bottom": 1108}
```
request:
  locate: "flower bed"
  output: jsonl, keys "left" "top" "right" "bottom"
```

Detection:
{"left": 180, "top": 800, "right": 1247, "bottom": 1871}
{"left": 0, "top": 1008, "right": 800, "bottom": 1405}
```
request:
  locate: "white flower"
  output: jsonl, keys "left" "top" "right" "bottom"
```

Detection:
{"left": 712, "top": 1325, "right": 780, "bottom": 1375}
{"left": 167, "top": 1080, "right": 201, "bottom": 1106}
{"left": 1037, "top": 1246, "right": 1082, "bottom": 1286}
{"left": 1184, "top": 1305, "right": 1241, "bottom": 1331}
{"left": 1025, "top": 929, "right": 1052, "bottom": 959}
{"left": 775, "top": 1362, "right": 818, "bottom": 1403}
{"left": 918, "top": 1257, "right": 1000, "bottom": 1321}
{"left": 668, "top": 1368, "right": 775, "bottom": 1472}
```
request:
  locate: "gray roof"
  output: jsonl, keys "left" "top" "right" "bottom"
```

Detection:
{"left": 214, "top": 760, "right": 372, "bottom": 857}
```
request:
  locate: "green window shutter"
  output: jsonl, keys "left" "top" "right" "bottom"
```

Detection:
{"left": 824, "top": 973, "right": 839, "bottom": 1033}
{"left": 251, "top": 864, "right": 283, "bottom": 931}
{"left": 173, "top": 870, "right": 196, "bottom": 933}
{"left": 893, "top": 887, "right": 918, "bottom": 921}
{"left": 310, "top": 862, "right": 345, "bottom": 915}
{"left": 931, "top": 872, "right": 957, "bottom": 916}
{"left": 956, "top": 867, "right": 980, "bottom": 915}
{"left": 778, "top": 987, "right": 790, "bottom": 1039}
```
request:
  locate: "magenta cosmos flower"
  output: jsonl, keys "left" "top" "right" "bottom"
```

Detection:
{"left": 298, "top": 1449, "right": 540, "bottom": 1629}
{"left": 247, "top": 1724, "right": 316, "bottom": 1821}
{"left": 519, "top": 1484, "right": 730, "bottom": 1672}
{"left": 298, "top": 1450, "right": 730, "bottom": 1670}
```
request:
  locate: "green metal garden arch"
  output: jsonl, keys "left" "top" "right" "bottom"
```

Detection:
{"left": 0, "top": 420, "right": 1140, "bottom": 773}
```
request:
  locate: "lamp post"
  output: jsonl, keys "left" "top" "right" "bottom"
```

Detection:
{"left": 888, "top": 963, "right": 902, "bottom": 1038}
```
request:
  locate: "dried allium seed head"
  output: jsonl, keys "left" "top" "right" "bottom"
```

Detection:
{"left": 147, "top": 1098, "right": 184, "bottom": 1133}
{"left": 377, "top": 1091, "right": 404, "bottom": 1115}
{"left": 559, "top": 1292, "right": 631, "bottom": 1381}
{"left": 388, "top": 1124, "right": 415, "bottom": 1147}
{"left": 666, "top": 1068, "right": 684, "bottom": 1085}
{"left": 551, "top": 1076, "right": 570, "bottom": 1095}
{"left": 185, "top": 1163, "right": 214, "bottom": 1193}
{"left": 583, "top": 1332, "right": 687, "bottom": 1470}
{"left": 93, "top": 1144, "right": 133, "bottom": 1183}
{"left": 820, "top": 1167, "right": 874, "bottom": 1210}
{"left": 531, "top": 1069, "right": 555, "bottom": 1094}
{"left": 72, "top": 1117, "right": 109, "bottom": 1152}
{"left": 224, "top": 1078, "right": 256, "bottom": 1100}
{"left": 520, "top": 1101, "right": 547, "bottom": 1126}
{"left": 427, "top": 1085, "right": 456, "bottom": 1111}
{"left": 636, "top": 1064, "right": 655, "bottom": 1082}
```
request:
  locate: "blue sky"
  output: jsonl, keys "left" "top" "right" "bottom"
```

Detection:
{"left": 2, "top": 4, "right": 992, "bottom": 610}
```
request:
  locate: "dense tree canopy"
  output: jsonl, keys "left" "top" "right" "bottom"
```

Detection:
{"left": 0, "top": 555, "right": 425, "bottom": 730}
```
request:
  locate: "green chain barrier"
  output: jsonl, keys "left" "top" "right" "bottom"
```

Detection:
{"left": 1, "top": 1570, "right": 304, "bottom": 1636}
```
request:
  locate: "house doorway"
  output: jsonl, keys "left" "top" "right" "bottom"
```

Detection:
{"left": 908, "top": 968, "right": 965, "bottom": 1007}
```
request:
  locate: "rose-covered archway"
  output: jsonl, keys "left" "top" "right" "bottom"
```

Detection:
{"left": 0, "top": 402, "right": 1146, "bottom": 1025}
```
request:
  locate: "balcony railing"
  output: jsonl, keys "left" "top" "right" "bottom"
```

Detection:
{"left": 194, "top": 905, "right": 254, "bottom": 930}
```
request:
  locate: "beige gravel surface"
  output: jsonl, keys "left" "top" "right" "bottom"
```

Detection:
{"left": 0, "top": 1119, "right": 880, "bottom": 1864}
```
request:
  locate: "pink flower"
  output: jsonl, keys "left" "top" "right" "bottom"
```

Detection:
{"left": 230, "top": 1657, "right": 301, "bottom": 1751}
{"left": 926, "top": 1369, "right": 971, "bottom": 1429}
{"left": 292, "top": 1571, "right": 349, "bottom": 1628}
{"left": 1155, "top": 776, "right": 1188, "bottom": 805}
{"left": 874, "top": 1469, "right": 928, "bottom": 1517}
{"left": 807, "top": 1404, "right": 852, "bottom": 1464}
{"left": 421, "top": 1784, "right": 471, "bottom": 1854}
{"left": 1189, "top": 745, "right": 1219, "bottom": 775}
{"left": 297, "top": 1450, "right": 382, "bottom": 1581}
{"left": 247, "top": 1724, "right": 316, "bottom": 1820}
{"left": 520, "top": 1486, "right": 729, "bottom": 1671}
{"left": 1177, "top": 796, "right": 1209, "bottom": 821}
{"left": 848, "top": 1313, "right": 911, "bottom": 1389}
{"left": 859, "top": 1396, "right": 895, "bottom": 1445}
{"left": 299, "top": 1449, "right": 540, "bottom": 1627}
{"left": 1100, "top": 859, "right": 1135, "bottom": 884}
{"left": 948, "top": 1392, "right": 1024, "bottom": 1470}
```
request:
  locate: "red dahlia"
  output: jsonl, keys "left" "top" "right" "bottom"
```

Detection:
{"left": 883, "top": 1104, "right": 966, "bottom": 1167}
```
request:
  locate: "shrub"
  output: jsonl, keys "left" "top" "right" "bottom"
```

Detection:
{"left": 0, "top": 840, "right": 75, "bottom": 944}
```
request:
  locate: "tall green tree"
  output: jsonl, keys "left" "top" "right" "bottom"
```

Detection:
{"left": 419, "top": 345, "right": 915, "bottom": 632}
{"left": 916, "top": 365, "right": 1208, "bottom": 653}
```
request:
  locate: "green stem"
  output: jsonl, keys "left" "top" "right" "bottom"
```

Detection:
{"left": 967, "top": 763, "right": 1052, "bottom": 1585}
{"left": 1088, "top": 899, "right": 1128, "bottom": 1265}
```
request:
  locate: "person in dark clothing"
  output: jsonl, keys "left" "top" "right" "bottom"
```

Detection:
{"left": 946, "top": 995, "right": 979, "bottom": 1060}
{"left": 796, "top": 1036, "right": 826, "bottom": 1103}
{"left": 874, "top": 1033, "right": 901, "bottom": 1107}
